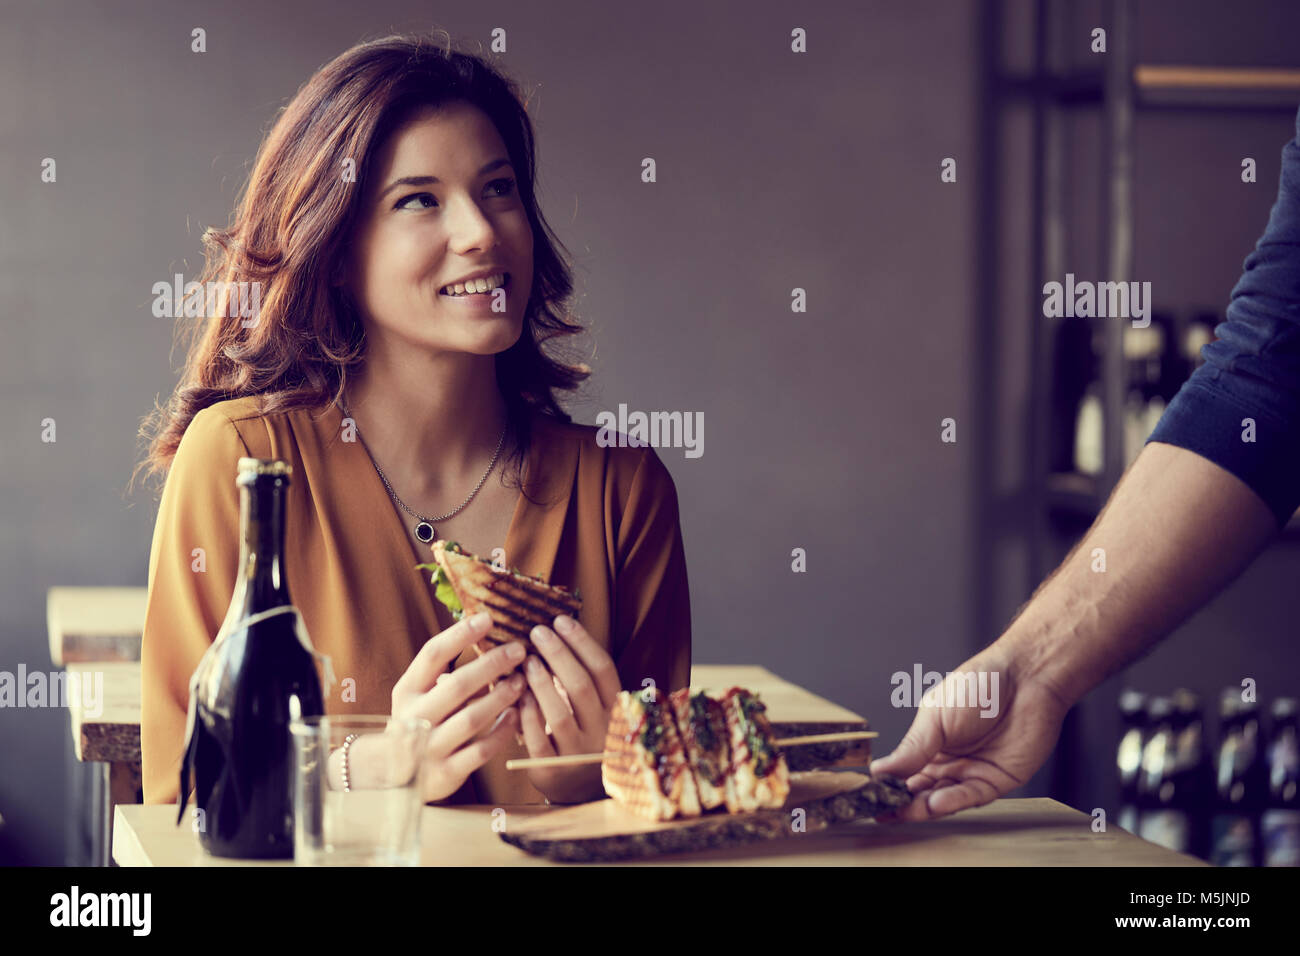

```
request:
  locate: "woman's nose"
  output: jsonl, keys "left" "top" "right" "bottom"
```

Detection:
{"left": 443, "top": 195, "right": 498, "bottom": 251}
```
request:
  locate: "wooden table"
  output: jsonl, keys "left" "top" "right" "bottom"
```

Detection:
{"left": 66, "top": 660, "right": 144, "bottom": 862}
{"left": 70, "top": 663, "right": 870, "bottom": 768}
{"left": 114, "top": 797, "right": 1207, "bottom": 866}
{"left": 49, "top": 587, "right": 148, "bottom": 867}
{"left": 73, "top": 659, "right": 872, "bottom": 866}
{"left": 47, "top": 586, "right": 147, "bottom": 666}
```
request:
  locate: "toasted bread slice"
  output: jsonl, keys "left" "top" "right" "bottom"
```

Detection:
{"left": 602, "top": 689, "right": 701, "bottom": 821}
{"left": 721, "top": 687, "right": 790, "bottom": 812}
{"left": 669, "top": 688, "right": 731, "bottom": 811}
{"left": 428, "top": 540, "right": 581, "bottom": 653}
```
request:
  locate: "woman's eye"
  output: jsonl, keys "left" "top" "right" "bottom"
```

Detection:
{"left": 394, "top": 179, "right": 516, "bottom": 211}
{"left": 395, "top": 192, "right": 436, "bottom": 210}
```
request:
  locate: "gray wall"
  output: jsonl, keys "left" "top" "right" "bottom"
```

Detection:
{"left": 0, "top": 0, "right": 978, "bottom": 863}
{"left": 2, "top": 0, "right": 1296, "bottom": 866}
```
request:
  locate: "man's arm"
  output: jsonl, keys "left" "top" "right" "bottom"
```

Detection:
{"left": 1014, "top": 104, "right": 1300, "bottom": 703}
{"left": 1002, "top": 440, "right": 1278, "bottom": 707}
{"left": 870, "top": 440, "right": 1279, "bottom": 821}
{"left": 872, "top": 108, "right": 1300, "bottom": 819}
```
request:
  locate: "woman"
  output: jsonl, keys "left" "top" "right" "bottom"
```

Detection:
{"left": 135, "top": 31, "right": 691, "bottom": 808}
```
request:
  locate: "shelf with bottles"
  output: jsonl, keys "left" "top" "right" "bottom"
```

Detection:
{"left": 1117, "top": 687, "right": 1298, "bottom": 866}
{"left": 1046, "top": 310, "right": 1217, "bottom": 525}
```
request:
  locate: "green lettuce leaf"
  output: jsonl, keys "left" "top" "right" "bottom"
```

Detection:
{"left": 415, "top": 562, "right": 464, "bottom": 621}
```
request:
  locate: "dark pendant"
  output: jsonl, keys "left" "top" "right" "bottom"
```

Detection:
{"left": 414, "top": 521, "right": 435, "bottom": 544}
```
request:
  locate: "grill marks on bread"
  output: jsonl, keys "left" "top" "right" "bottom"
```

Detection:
{"left": 432, "top": 539, "right": 581, "bottom": 650}
{"left": 601, "top": 686, "right": 788, "bottom": 819}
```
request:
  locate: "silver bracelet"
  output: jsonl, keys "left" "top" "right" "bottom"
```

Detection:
{"left": 341, "top": 733, "right": 360, "bottom": 792}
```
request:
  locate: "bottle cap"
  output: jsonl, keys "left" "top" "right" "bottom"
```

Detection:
{"left": 1271, "top": 697, "right": 1298, "bottom": 721}
{"left": 1146, "top": 695, "right": 1173, "bottom": 724}
{"left": 237, "top": 458, "right": 292, "bottom": 482}
{"left": 1119, "top": 689, "right": 1147, "bottom": 718}
{"left": 1171, "top": 688, "right": 1200, "bottom": 717}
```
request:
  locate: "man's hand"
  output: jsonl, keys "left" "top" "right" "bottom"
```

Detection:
{"left": 869, "top": 642, "right": 1073, "bottom": 821}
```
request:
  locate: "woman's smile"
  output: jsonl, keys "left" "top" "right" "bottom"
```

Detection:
{"left": 437, "top": 272, "right": 514, "bottom": 312}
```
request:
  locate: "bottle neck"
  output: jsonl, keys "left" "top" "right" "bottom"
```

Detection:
{"left": 232, "top": 475, "right": 292, "bottom": 618}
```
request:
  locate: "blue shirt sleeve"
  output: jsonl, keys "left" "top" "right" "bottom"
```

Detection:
{"left": 1147, "top": 104, "right": 1300, "bottom": 528}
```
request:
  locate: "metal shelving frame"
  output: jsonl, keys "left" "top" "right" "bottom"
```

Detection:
{"left": 983, "top": 0, "right": 1300, "bottom": 810}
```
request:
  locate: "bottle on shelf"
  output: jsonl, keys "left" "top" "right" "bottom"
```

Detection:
{"left": 177, "top": 457, "right": 327, "bottom": 859}
{"left": 1050, "top": 313, "right": 1095, "bottom": 474}
{"left": 1117, "top": 689, "right": 1148, "bottom": 834}
{"left": 1209, "top": 688, "right": 1267, "bottom": 866}
{"left": 1263, "top": 697, "right": 1300, "bottom": 866}
{"left": 1171, "top": 688, "right": 1212, "bottom": 859}
{"left": 1155, "top": 311, "right": 1189, "bottom": 400}
{"left": 1183, "top": 311, "right": 1218, "bottom": 372}
{"left": 1137, "top": 695, "right": 1195, "bottom": 854}
{"left": 1074, "top": 384, "right": 1104, "bottom": 477}
{"left": 1122, "top": 321, "right": 1167, "bottom": 468}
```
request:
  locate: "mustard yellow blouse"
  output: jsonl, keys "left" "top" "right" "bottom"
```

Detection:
{"left": 140, "top": 396, "right": 692, "bottom": 807}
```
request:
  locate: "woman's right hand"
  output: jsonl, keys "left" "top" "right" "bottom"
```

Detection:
{"left": 390, "top": 610, "right": 527, "bottom": 802}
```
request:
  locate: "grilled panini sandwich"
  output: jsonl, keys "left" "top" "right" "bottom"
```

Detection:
{"left": 603, "top": 689, "right": 702, "bottom": 821}
{"left": 418, "top": 540, "right": 582, "bottom": 654}
{"left": 719, "top": 687, "right": 790, "bottom": 812}
{"left": 668, "top": 688, "right": 731, "bottom": 811}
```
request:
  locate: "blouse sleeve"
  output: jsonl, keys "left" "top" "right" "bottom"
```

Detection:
{"left": 140, "top": 406, "right": 248, "bottom": 804}
{"left": 611, "top": 447, "right": 692, "bottom": 699}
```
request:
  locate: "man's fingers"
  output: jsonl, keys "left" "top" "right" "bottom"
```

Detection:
{"left": 870, "top": 720, "right": 942, "bottom": 781}
{"left": 893, "top": 777, "right": 1001, "bottom": 822}
{"left": 905, "top": 771, "right": 939, "bottom": 792}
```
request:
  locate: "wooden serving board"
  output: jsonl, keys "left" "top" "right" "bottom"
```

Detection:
{"left": 499, "top": 771, "right": 912, "bottom": 862}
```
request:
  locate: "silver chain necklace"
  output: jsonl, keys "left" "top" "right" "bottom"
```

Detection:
{"left": 340, "top": 399, "right": 508, "bottom": 544}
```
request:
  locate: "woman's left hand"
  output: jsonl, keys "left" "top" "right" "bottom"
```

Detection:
{"left": 518, "top": 614, "right": 621, "bottom": 804}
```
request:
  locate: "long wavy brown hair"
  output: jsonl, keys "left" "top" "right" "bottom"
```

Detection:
{"left": 133, "top": 30, "right": 591, "bottom": 499}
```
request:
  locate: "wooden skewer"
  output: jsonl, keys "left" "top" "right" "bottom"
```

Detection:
{"left": 504, "top": 729, "right": 879, "bottom": 770}
{"left": 507, "top": 752, "right": 604, "bottom": 769}
{"left": 775, "top": 730, "right": 878, "bottom": 746}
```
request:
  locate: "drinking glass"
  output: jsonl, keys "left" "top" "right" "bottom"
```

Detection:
{"left": 289, "top": 715, "right": 431, "bottom": 866}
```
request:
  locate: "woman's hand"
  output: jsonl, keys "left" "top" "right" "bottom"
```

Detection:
{"left": 388, "top": 611, "right": 528, "bottom": 803}
{"left": 517, "top": 615, "right": 622, "bottom": 804}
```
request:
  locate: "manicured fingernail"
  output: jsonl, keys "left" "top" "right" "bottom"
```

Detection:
{"left": 527, "top": 656, "right": 543, "bottom": 676}
{"left": 506, "top": 641, "right": 525, "bottom": 661}
{"left": 554, "top": 615, "right": 574, "bottom": 632}
{"left": 531, "top": 625, "right": 553, "bottom": 646}
{"left": 471, "top": 611, "right": 492, "bottom": 629}
{"left": 510, "top": 674, "right": 525, "bottom": 691}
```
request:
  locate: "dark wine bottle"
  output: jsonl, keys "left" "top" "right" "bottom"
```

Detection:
{"left": 1171, "top": 688, "right": 1212, "bottom": 859}
{"left": 1116, "top": 690, "right": 1148, "bottom": 835}
{"left": 1263, "top": 697, "right": 1300, "bottom": 866}
{"left": 1137, "top": 695, "right": 1196, "bottom": 854}
{"left": 177, "top": 457, "right": 325, "bottom": 858}
{"left": 1209, "top": 689, "right": 1267, "bottom": 866}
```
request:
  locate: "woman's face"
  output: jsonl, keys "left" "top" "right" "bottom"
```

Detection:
{"left": 341, "top": 102, "right": 534, "bottom": 357}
